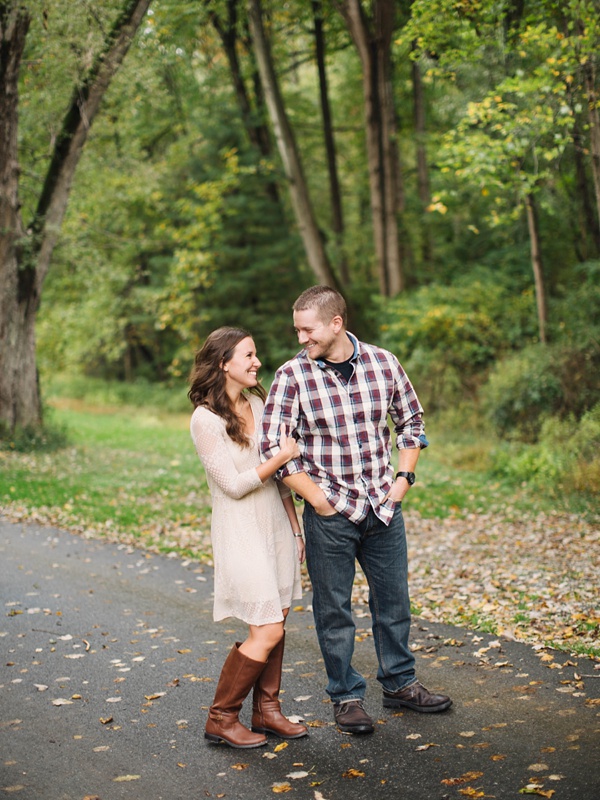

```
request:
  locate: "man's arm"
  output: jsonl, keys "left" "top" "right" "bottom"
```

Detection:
{"left": 282, "top": 472, "right": 335, "bottom": 516}
{"left": 260, "top": 368, "right": 334, "bottom": 516}
{"left": 259, "top": 369, "right": 303, "bottom": 479}
{"left": 385, "top": 446, "right": 421, "bottom": 503}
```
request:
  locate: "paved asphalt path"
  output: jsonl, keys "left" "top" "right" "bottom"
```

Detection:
{"left": 1, "top": 518, "right": 599, "bottom": 800}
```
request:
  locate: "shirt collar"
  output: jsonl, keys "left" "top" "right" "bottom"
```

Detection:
{"left": 315, "top": 332, "right": 359, "bottom": 370}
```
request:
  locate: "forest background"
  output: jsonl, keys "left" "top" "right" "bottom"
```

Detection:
{"left": 1, "top": 0, "right": 599, "bottom": 654}
{"left": 3, "top": 0, "right": 598, "bottom": 490}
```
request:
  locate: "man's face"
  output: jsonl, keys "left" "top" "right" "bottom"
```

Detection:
{"left": 293, "top": 307, "right": 338, "bottom": 361}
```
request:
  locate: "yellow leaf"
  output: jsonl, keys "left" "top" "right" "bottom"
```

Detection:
{"left": 231, "top": 763, "right": 249, "bottom": 770}
{"left": 272, "top": 783, "right": 292, "bottom": 793}
{"left": 274, "top": 742, "right": 288, "bottom": 752}
{"left": 113, "top": 775, "right": 141, "bottom": 782}
{"left": 458, "top": 789, "right": 485, "bottom": 798}
{"left": 342, "top": 769, "right": 365, "bottom": 778}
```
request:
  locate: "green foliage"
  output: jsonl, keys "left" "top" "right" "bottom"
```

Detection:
{"left": 43, "top": 374, "right": 190, "bottom": 415}
{"left": 483, "top": 340, "right": 600, "bottom": 441}
{"left": 377, "top": 271, "right": 536, "bottom": 409}
{"left": 489, "top": 403, "right": 600, "bottom": 495}
{"left": 0, "top": 413, "right": 69, "bottom": 453}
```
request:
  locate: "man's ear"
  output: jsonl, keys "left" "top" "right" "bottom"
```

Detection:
{"left": 331, "top": 315, "right": 344, "bottom": 333}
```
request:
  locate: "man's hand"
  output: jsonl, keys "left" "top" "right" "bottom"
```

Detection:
{"left": 313, "top": 488, "right": 337, "bottom": 516}
{"left": 384, "top": 476, "right": 411, "bottom": 504}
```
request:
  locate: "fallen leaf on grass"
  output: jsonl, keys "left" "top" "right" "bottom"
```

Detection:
{"left": 113, "top": 775, "right": 141, "bottom": 782}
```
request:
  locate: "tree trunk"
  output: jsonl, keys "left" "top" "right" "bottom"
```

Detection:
{"left": 207, "top": 0, "right": 280, "bottom": 205}
{"left": 0, "top": 0, "right": 152, "bottom": 434}
{"left": 247, "top": 0, "right": 339, "bottom": 289}
{"left": 336, "top": 0, "right": 403, "bottom": 296}
{"left": 524, "top": 193, "right": 548, "bottom": 345}
{"left": 0, "top": 3, "right": 39, "bottom": 432}
{"left": 582, "top": 55, "right": 600, "bottom": 235}
{"left": 312, "top": 0, "right": 348, "bottom": 284}
{"left": 411, "top": 40, "right": 433, "bottom": 268}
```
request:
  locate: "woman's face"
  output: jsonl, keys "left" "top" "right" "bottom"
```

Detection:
{"left": 223, "top": 336, "right": 261, "bottom": 391}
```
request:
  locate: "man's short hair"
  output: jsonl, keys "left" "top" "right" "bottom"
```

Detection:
{"left": 293, "top": 285, "right": 347, "bottom": 326}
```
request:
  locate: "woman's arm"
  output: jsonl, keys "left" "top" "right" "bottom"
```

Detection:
{"left": 282, "top": 493, "right": 305, "bottom": 564}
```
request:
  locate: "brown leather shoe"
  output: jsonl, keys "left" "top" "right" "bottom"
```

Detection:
{"left": 382, "top": 680, "right": 452, "bottom": 713}
{"left": 333, "top": 700, "right": 374, "bottom": 734}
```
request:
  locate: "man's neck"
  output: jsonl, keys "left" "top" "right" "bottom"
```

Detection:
{"left": 323, "top": 332, "right": 353, "bottom": 363}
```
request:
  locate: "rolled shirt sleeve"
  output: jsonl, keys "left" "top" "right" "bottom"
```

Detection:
{"left": 259, "top": 368, "right": 304, "bottom": 480}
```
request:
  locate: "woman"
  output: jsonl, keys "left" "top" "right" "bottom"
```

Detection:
{"left": 189, "top": 327, "right": 308, "bottom": 749}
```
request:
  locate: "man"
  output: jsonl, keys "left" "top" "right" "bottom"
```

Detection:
{"left": 259, "top": 285, "right": 452, "bottom": 734}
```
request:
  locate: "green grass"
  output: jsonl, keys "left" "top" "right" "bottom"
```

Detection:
{"left": 0, "top": 402, "right": 212, "bottom": 557}
{"left": 2, "top": 399, "right": 597, "bottom": 543}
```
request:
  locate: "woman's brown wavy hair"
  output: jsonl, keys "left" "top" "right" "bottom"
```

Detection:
{"left": 188, "top": 327, "right": 267, "bottom": 448}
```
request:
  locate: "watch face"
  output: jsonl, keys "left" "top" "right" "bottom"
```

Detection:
{"left": 397, "top": 471, "right": 415, "bottom": 485}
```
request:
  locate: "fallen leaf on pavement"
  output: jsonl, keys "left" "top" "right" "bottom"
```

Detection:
{"left": 113, "top": 775, "right": 141, "bottom": 782}
{"left": 272, "top": 783, "right": 292, "bottom": 793}
{"left": 342, "top": 769, "right": 365, "bottom": 778}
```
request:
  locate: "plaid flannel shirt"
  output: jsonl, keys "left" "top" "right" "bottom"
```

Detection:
{"left": 259, "top": 333, "right": 428, "bottom": 525}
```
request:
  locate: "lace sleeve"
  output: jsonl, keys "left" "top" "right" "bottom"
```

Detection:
{"left": 190, "top": 407, "right": 263, "bottom": 500}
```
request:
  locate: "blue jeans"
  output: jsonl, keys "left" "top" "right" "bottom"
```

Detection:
{"left": 303, "top": 503, "right": 416, "bottom": 704}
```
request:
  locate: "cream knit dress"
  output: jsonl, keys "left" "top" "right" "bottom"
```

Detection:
{"left": 190, "top": 393, "right": 302, "bottom": 626}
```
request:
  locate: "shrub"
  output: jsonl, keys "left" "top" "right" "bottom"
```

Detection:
{"left": 489, "top": 404, "right": 600, "bottom": 494}
{"left": 377, "top": 275, "right": 536, "bottom": 410}
{"left": 0, "top": 415, "right": 69, "bottom": 453}
{"left": 483, "top": 341, "right": 600, "bottom": 441}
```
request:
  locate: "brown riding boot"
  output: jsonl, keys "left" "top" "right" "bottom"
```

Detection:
{"left": 205, "top": 643, "right": 268, "bottom": 748}
{"left": 251, "top": 633, "right": 308, "bottom": 739}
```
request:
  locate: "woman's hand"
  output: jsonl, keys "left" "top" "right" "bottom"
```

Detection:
{"left": 295, "top": 535, "right": 306, "bottom": 564}
{"left": 278, "top": 423, "right": 300, "bottom": 463}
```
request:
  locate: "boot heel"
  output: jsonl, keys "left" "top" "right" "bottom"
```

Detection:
{"left": 204, "top": 732, "right": 223, "bottom": 743}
